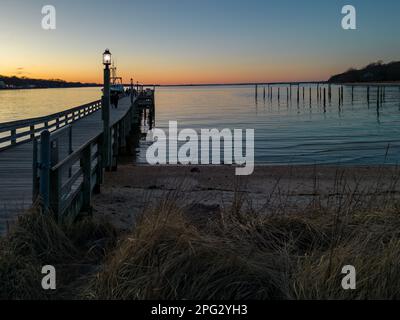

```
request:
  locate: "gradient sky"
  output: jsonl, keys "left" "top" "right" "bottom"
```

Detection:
{"left": 1, "top": 0, "right": 399, "bottom": 84}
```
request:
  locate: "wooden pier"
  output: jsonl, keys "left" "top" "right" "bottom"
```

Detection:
{"left": 0, "top": 89, "right": 155, "bottom": 233}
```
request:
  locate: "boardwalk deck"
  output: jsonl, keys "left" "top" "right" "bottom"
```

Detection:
{"left": 0, "top": 96, "right": 134, "bottom": 233}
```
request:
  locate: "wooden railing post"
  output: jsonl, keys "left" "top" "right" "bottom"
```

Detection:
{"left": 30, "top": 125, "right": 35, "bottom": 140}
{"left": 50, "top": 138, "right": 61, "bottom": 217}
{"left": 10, "top": 129, "right": 16, "bottom": 145}
{"left": 81, "top": 144, "right": 92, "bottom": 213}
{"left": 94, "top": 137, "right": 103, "bottom": 194}
{"left": 32, "top": 138, "right": 39, "bottom": 202}
{"left": 68, "top": 126, "right": 73, "bottom": 178}
{"left": 39, "top": 130, "right": 51, "bottom": 211}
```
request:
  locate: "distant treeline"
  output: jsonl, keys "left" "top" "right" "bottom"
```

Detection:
{"left": 0, "top": 75, "right": 98, "bottom": 89}
{"left": 329, "top": 61, "right": 400, "bottom": 83}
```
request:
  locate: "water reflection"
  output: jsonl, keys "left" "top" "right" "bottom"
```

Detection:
{"left": 135, "top": 85, "right": 400, "bottom": 165}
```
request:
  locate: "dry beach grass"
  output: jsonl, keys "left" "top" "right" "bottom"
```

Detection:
{"left": 2, "top": 165, "right": 400, "bottom": 300}
{"left": 87, "top": 189, "right": 400, "bottom": 300}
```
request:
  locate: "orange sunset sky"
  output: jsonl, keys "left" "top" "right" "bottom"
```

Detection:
{"left": 1, "top": 0, "right": 399, "bottom": 85}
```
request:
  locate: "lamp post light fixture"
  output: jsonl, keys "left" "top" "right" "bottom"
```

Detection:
{"left": 102, "top": 49, "right": 112, "bottom": 170}
{"left": 103, "top": 49, "right": 112, "bottom": 68}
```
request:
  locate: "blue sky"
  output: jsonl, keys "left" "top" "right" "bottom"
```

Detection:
{"left": 1, "top": 0, "right": 399, "bottom": 83}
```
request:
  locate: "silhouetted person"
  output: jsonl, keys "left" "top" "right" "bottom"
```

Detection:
{"left": 111, "top": 92, "right": 119, "bottom": 109}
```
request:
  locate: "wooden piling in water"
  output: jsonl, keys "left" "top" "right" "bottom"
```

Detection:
{"left": 287, "top": 87, "right": 289, "bottom": 104}
{"left": 323, "top": 88, "right": 326, "bottom": 107}
{"left": 377, "top": 86, "right": 380, "bottom": 108}
{"left": 328, "top": 84, "right": 332, "bottom": 102}
{"left": 341, "top": 86, "right": 344, "bottom": 105}
{"left": 383, "top": 86, "right": 386, "bottom": 102}
{"left": 367, "top": 86, "right": 370, "bottom": 103}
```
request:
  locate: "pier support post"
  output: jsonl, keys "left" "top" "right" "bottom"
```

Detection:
{"left": 341, "top": 86, "right": 344, "bottom": 105}
{"left": 377, "top": 86, "right": 380, "bottom": 108}
{"left": 328, "top": 84, "right": 331, "bottom": 103}
{"left": 287, "top": 87, "right": 289, "bottom": 103}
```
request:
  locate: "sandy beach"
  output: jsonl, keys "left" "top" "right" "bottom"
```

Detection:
{"left": 93, "top": 164, "right": 400, "bottom": 231}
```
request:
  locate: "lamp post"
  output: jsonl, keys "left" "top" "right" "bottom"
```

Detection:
{"left": 130, "top": 78, "right": 134, "bottom": 103}
{"left": 102, "top": 49, "right": 112, "bottom": 170}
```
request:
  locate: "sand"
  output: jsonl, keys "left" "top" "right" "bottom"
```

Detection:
{"left": 92, "top": 164, "right": 400, "bottom": 231}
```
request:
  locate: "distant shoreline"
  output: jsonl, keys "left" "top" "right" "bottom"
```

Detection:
{"left": 0, "top": 85, "right": 102, "bottom": 91}
{"left": 1, "top": 81, "right": 399, "bottom": 91}
{"left": 155, "top": 81, "right": 400, "bottom": 88}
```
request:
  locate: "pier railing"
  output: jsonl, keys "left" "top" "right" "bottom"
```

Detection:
{"left": 0, "top": 100, "right": 102, "bottom": 151}
{"left": 33, "top": 127, "right": 104, "bottom": 219}
{"left": 32, "top": 93, "right": 152, "bottom": 220}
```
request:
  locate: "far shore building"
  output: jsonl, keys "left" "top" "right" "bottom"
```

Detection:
{"left": 0, "top": 80, "right": 6, "bottom": 89}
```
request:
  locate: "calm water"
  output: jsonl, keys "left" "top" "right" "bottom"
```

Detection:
{"left": 2, "top": 85, "right": 400, "bottom": 164}
{"left": 0, "top": 87, "right": 101, "bottom": 122}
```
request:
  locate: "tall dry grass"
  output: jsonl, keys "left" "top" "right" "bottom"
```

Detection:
{"left": 0, "top": 206, "right": 116, "bottom": 299}
{"left": 3, "top": 166, "right": 400, "bottom": 300}
{"left": 86, "top": 166, "right": 400, "bottom": 300}
{"left": 86, "top": 197, "right": 400, "bottom": 300}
